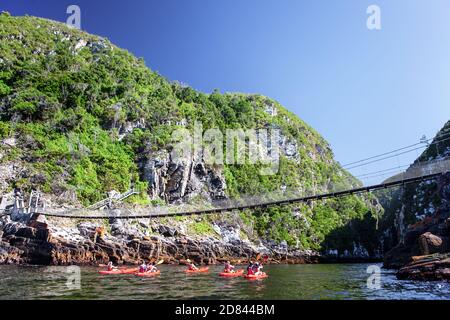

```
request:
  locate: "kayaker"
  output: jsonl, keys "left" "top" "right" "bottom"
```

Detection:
{"left": 246, "top": 261, "right": 254, "bottom": 275}
{"left": 224, "top": 261, "right": 235, "bottom": 273}
{"left": 254, "top": 262, "right": 263, "bottom": 275}
{"left": 148, "top": 262, "right": 158, "bottom": 273}
{"left": 187, "top": 259, "right": 199, "bottom": 271}
{"left": 107, "top": 261, "right": 118, "bottom": 271}
{"left": 139, "top": 261, "right": 148, "bottom": 273}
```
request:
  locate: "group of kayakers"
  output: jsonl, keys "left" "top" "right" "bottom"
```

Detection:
{"left": 187, "top": 259, "right": 263, "bottom": 275}
{"left": 104, "top": 259, "right": 265, "bottom": 277}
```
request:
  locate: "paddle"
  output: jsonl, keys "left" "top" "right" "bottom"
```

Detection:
{"left": 99, "top": 263, "right": 120, "bottom": 269}
{"left": 100, "top": 262, "right": 140, "bottom": 271}
{"left": 98, "top": 263, "right": 123, "bottom": 271}
{"left": 145, "top": 259, "right": 164, "bottom": 273}
{"left": 185, "top": 259, "right": 199, "bottom": 270}
{"left": 138, "top": 259, "right": 164, "bottom": 274}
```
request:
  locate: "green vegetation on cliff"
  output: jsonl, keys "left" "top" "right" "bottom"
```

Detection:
{"left": 0, "top": 14, "right": 380, "bottom": 254}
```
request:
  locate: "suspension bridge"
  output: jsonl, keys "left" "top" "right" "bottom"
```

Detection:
{"left": 1, "top": 133, "right": 449, "bottom": 221}
{"left": 38, "top": 171, "right": 446, "bottom": 220}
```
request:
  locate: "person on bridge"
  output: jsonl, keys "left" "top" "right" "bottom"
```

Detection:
{"left": 187, "top": 259, "right": 199, "bottom": 271}
{"left": 223, "top": 261, "right": 235, "bottom": 273}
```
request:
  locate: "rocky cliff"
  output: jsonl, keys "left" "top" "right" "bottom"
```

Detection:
{"left": 382, "top": 121, "right": 450, "bottom": 280}
{"left": 0, "top": 215, "right": 320, "bottom": 266}
{"left": 0, "top": 13, "right": 382, "bottom": 265}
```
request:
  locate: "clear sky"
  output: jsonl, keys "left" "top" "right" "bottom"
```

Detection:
{"left": 2, "top": 0, "right": 450, "bottom": 184}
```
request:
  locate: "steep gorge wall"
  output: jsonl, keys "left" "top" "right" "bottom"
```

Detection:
{"left": 382, "top": 121, "right": 450, "bottom": 274}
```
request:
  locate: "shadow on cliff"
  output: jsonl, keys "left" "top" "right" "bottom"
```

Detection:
{"left": 320, "top": 211, "right": 383, "bottom": 262}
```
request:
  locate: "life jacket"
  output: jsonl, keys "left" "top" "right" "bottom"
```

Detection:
{"left": 247, "top": 265, "right": 254, "bottom": 275}
{"left": 139, "top": 265, "right": 147, "bottom": 273}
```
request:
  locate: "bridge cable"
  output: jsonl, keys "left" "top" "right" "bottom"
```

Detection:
{"left": 343, "top": 136, "right": 450, "bottom": 170}
{"left": 342, "top": 133, "right": 450, "bottom": 169}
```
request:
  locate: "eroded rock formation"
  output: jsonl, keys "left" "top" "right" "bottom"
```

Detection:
{"left": 0, "top": 215, "right": 319, "bottom": 266}
{"left": 383, "top": 172, "right": 450, "bottom": 280}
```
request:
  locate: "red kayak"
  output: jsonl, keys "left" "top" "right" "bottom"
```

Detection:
{"left": 98, "top": 267, "right": 138, "bottom": 275}
{"left": 135, "top": 270, "right": 161, "bottom": 277}
{"left": 243, "top": 272, "right": 268, "bottom": 280}
{"left": 184, "top": 267, "right": 209, "bottom": 274}
{"left": 219, "top": 269, "right": 244, "bottom": 277}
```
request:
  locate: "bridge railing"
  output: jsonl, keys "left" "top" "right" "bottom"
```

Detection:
{"left": 87, "top": 188, "right": 140, "bottom": 210}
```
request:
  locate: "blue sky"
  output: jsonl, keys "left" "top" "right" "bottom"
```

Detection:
{"left": 2, "top": 0, "right": 450, "bottom": 184}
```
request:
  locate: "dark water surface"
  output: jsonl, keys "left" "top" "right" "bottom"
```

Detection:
{"left": 0, "top": 264, "right": 449, "bottom": 300}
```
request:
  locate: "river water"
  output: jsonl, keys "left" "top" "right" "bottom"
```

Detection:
{"left": 0, "top": 263, "right": 449, "bottom": 300}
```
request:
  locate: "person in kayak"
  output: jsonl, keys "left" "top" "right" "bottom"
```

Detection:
{"left": 187, "top": 259, "right": 199, "bottom": 271}
{"left": 107, "top": 261, "right": 118, "bottom": 271}
{"left": 224, "top": 261, "right": 235, "bottom": 273}
{"left": 147, "top": 262, "right": 158, "bottom": 273}
{"left": 139, "top": 261, "right": 148, "bottom": 273}
{"left": 246, "top": 261, "right": 255, "bottom": 275}
{"left": 253, "top": 262, "right": 263, "bottom": 275}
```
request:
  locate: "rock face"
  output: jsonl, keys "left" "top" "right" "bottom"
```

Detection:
{"left": 138, "top": 128, "right": 300, "bottom": 204}
{"left": 382, "top": 121, "right": 450, "bottom": 281}
{"left": 383, "top": 162, "right": 450, "bottom": 267}
{"left": 383, "top": 175, "right": 450, "bottom": 269}
{"left": 396, "top": 253, "right": 450, "bottom": 281}
{"left": 0, "top": 240, "right": 22, "bottom": 264}
{"left": 141, "top": 150, "right": 227, "bottom": 203}
{"left": 419, "top": 232, "right": 447, "bottom": 255}
{"left": 0, "top": 215, "right": 319, "bottom": 266}
{"left": 0, "top": 139, "right": 23, "bottom": 194}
